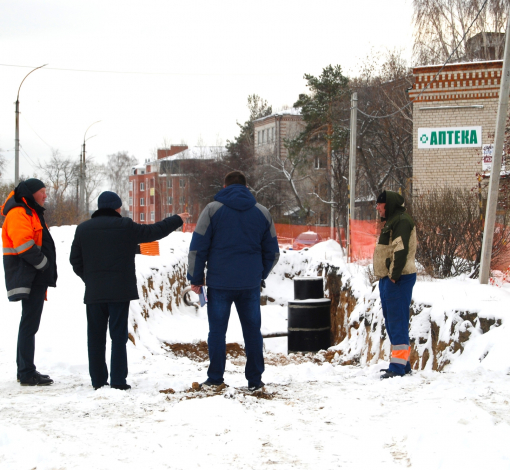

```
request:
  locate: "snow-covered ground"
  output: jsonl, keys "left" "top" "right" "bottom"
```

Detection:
{"left": 1, "top": 227, "right": 510, "bottom": 469}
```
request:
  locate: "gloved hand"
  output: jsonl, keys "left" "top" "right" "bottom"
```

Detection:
{"left": 261, "top": 280, "right": 266, "bottom": 289}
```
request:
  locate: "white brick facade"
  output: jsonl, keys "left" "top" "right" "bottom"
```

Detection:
{"left": 410, "top": 61, "right": 503, "bottom": 193}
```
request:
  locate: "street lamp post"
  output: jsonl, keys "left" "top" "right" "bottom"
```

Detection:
{"left": 14, "top": 64, "right": 47, "bottom": 186}
{"left": 79, "top": 121, "right": 101, "bottom": 214}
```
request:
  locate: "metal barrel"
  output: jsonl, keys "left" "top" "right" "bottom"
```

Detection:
{"left": 293, "top": 276, "right": 324, "bottom": 300}
{"left": 288, "top": 298, "right": 331, "bottom": 353}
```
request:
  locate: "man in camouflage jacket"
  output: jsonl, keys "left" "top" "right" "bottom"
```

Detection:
{"left": 373, "top": 190, "right": 417, "bottom": 379}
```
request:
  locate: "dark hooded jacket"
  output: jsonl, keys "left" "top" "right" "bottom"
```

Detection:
{"left": 187, "top": 184, "right": 280, "bottom": 290}
{"left": 1, "top": 182, "right": 57, "bottom": 301}
{"left": 373, "top": 191, "right": 417, "bottom": 281}
{"left": 70, "top": 208, "right": 183, "bottom": 304}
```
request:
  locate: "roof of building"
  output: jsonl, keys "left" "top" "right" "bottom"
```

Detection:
{"left": 253, "top": 108, "right": 302, "bottom": 123}
{"left": 158, "top": 146, "right": 225, "bottom": 162}
{"left": 413, "top": 59, "right": 503, "bottom": 71}
{"left": 131, "top": 146, "right": 225, "bottom": 170}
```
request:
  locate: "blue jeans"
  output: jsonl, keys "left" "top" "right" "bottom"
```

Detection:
{"left": 206, "top": 287, "right": 264, "bottom": 387}
{"left": 86, "top": 301, "right": 130, "bottom": 388}
{"left": 379, "top": 273, "right": 416, "bottom": 375}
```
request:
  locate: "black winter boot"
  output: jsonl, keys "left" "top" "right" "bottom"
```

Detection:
{"left": 111, "top": 383, "right": 131, "bottom": 390}
{"left": 380, "top": 370, "right": 404, "bottom": 380}
{"left": 20, "top": 374, "right": 54, "bottom": 386}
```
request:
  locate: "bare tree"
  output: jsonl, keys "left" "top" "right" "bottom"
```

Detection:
{"left": 36, "top": 150, "right": 81, "bottom": 226}
{"left": 105, "top": 152, "right": 138, "bottom": 214}
{"left": 353, "top": 51, "right": 414, "bottom": 199}
{"left": 413, "top": 0, "right": 508, "bottom": 65}
{"left": 38, "top": 150, "right": 79, "bottom": 204}
{"left": 84, "top": 159, "right": 106, "bottom": 213}
{"left": 0, "top": 146, "right": 5, "bottom": 178}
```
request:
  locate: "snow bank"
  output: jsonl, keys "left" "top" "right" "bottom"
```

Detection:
{"left": 1, "top": 227, "right": 508, "bottom": 375}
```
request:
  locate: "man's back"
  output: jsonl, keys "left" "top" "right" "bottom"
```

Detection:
{"left": 188, "top": 184, "right": 279, "bottom": 290}
{"left": 70, "top": 208, "right": 183, "bottom": 303}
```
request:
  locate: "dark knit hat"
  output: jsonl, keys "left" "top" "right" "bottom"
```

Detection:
{"left": 24, "top": 178, "right": 46, "bottom": 194}
{"left": 376, "top": 191, "right": 386, "bottom": 204}
{"left": 98, "top": 191, "right": 122, "bottom": 210}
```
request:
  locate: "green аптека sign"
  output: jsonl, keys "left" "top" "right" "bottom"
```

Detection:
{"left": 418, "top": 127, "right": 481, "bottom": 149}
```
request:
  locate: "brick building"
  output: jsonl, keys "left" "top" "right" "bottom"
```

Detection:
{"left": 129, "top": 145, "right": 223, "bottom": 224}
{"left": 409, "top": 60, "right": 503, "bottom": 193}
{"left": 253, "top": 110, "right": 331, "bottom": 225}
{"left": 254, "top": 109, "right": 306, "bottom": 163}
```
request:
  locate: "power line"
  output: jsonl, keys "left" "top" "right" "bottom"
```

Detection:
{"left": 19, "top": 144, "right": 38, "bottom": 168}
{"left": 21, "top": 114, "right": 54, "bottom": 150}
{"left": 19, "top": 114, "right": 84, "bottom": 155}
{"left": 0, "top": 63, "right": 295, "bottom": 77}
{"left": 356, "top": 0, "right": 490, "bottom": 120}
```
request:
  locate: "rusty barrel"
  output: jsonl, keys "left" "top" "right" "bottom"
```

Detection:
{"left": 288, "top": 298, "right": 331, "bottom": 353}
{"left": 293, "top": 276, "right": 324, "bottom": 300}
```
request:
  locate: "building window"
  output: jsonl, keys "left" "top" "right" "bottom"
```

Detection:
{"left": 179, "top": 179, "right": 185, "bottom": 188}
{"left": 166, "top": 213, "right": 172, "bottom": 218}
{"left": 167, "top": 179, "right": 172, "bottom": 188}
{"left": 140, "top": 213, "right": 145, "bottom": 221}
{"left": 257, "top": 131, "right": 261, "bottom": 145}
{"left": 262, "top": 129, "right": 265, "bottom": 143}
{"left": 179, "top": 196, "right": 185, "bottom": 204}
{"left": 129, "top": 181, "right": 133, "bottom": 192}
{"left": 128, "top": 211, "right": 133, "bottom": 219}
{"left": 140, "top": 198, "right": 144, "bottom": 206}
{"left": 150, "top": 211, "right": 155, "bottom": 221}
{"left": 315, "top": 156, "right": 326, "bottom": 169}
{"left": 168, "top": 196, "right": 173, "bottom": 205}
{"left": 140, "top": 182, "right": 145, "bottom": 191}
{"left": 129, "top": 197, "right": 133, "bottom": 206}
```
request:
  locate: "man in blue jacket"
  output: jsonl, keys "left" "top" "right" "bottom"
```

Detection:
{"left": 187, "top": 171, "right": 279, "bottom": 391}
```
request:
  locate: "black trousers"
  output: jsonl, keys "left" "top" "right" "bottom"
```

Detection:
{"left": 86, "top": 301, "right": 130, "bottom": 388}
{"left": 17, "top": 284, "right": 47, "bottom": 381}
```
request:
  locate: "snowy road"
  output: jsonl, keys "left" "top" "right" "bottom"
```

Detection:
{"left": 1, "top": 227, "right": 510, "bottom": 469}
{"left": 1, "top": 347, "right": 510, "bottom": 469}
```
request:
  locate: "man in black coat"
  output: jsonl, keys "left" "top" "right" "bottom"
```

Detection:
{"left": 70, "top": 191, "right": 189, "bottom": 390}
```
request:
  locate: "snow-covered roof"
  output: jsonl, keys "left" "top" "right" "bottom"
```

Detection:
{"left": 131, "top": 146, "right": 226, "bottom": 170}
{"left": 158, "top": 146, "right": 226, "bottom": 162}
{"left": 253, "top": 108, "right": 302, "bottom": 123}
{"left": 414, "top": 59, "right": 503, "bottom": 70}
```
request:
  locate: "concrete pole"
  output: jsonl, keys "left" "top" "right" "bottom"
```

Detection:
{"left": 14, "top": 64, "right": 46, "bottom": 186}
{"left": 479, "top": 13, "right": 510, "bottom": 284}
{"left": 79, "top": 143, "right": 85, "bottom": 213}
{"left": 347, "top": 92, "right": 358, "bottom": 261}
{"left": 15, "top": 100, "right": 20, "bottom": 186}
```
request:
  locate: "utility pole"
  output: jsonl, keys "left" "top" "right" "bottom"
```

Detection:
{"left": 347, "top": 92, "right": 358, "bottom": 261}
{"left": 14, "top": 64, "right": 47, "bottom": 186}
{"left": 80, "top": 121, "right": 101, "bottom": 214}
{"left": 79, "top": 144, "right": 85, "bottom": 213}
{"left": 479, "top": 12, "right": 510, "bottom": 284}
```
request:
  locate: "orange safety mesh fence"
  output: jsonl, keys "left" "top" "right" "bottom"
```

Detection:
{"left": 178, "top": 220, "right": 510, "bottom": 269}
{"left": 183, "top": 223, "right": 196, "bottom": 233}
{"left": 350, "top": 220, "right": 381, "bottom": 261}
{"left": 184, "top": 221, "right": 380, "bottom": 261}
{"left": 140, "top": 241, "right": 160, "bottom": 256}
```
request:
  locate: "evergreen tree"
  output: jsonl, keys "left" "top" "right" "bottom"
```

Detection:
{"left": 288, "top": 65, "right": 350, "bottom": 170}
{"left": 225, "top": 94, "right": 272, "bottom": 174}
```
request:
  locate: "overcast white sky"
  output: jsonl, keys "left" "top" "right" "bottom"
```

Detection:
{"left": 0, "top": 0, "right": 413, "bottom": 182}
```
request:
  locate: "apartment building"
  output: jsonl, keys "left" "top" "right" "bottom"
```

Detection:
{"left": 129, "top": 145, "right": 223, "bottom": 224}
